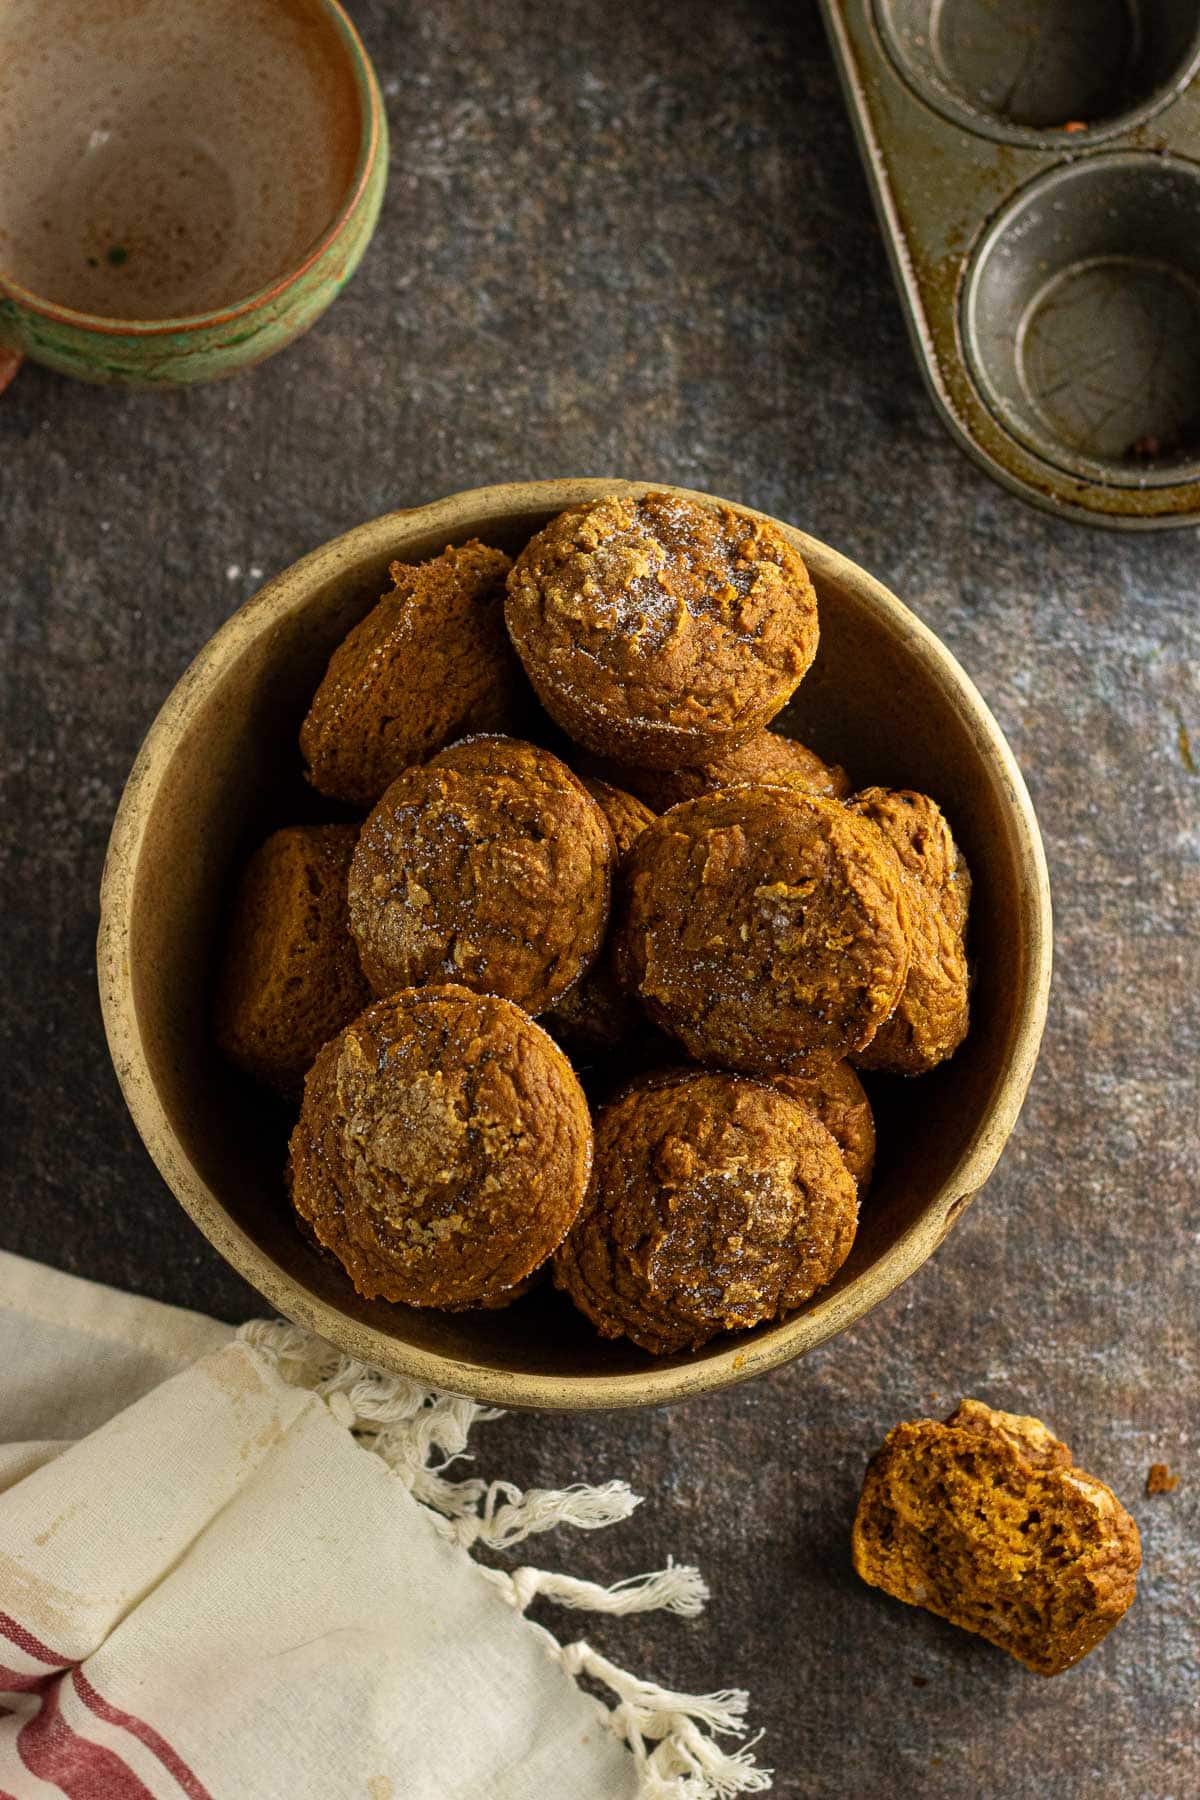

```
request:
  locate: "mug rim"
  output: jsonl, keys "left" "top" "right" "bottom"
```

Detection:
{"left": 0, "top": 0, "right": 383, "bottom": 338}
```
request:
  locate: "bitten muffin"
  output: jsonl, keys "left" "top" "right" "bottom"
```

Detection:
{"left": 847, "top": 787, "right": 971, "bottom": 1075}
{"left": 547, "top": 777, "right": 656, "bottom": 1054}
{"left": 289, "top": 985, "right": 593, "bottom": 1308}
{"left": 299, "top": 540, "right": 527, "bottom": 807}
{"left": 348, "top": 736, "right": 615, "bottom": 1014}
{"left": 614, "top": 787, "right": 912, "bottom": 1073}
{"left": 214, "top": 825, "right": 371, "bottom": 1096}
{"left": 852, "top": 1399, "right": 1141, "bottom": 1677}
{"left": 554, "top": 1070, "right": 858, "bottom": 1354}
{"left": 505, "top": 492, "right": 819, "bottom": 769}
{"left": 587, "top": 730, "right": 849, "bottom": 812}
{"left": 773, "top": 1060, "right": 875, "bottom": 1193}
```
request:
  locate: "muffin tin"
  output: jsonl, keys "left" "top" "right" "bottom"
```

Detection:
{"left": 821, "top": 0, "right": 1200, "bottom": 527}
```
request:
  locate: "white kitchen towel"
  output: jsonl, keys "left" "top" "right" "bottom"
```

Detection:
{"left": 0, "top": 1250, "right": 769, "bottom": 1799}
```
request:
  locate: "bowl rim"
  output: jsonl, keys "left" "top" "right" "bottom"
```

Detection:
{"left": 0, "top": 0, "right": 383, "bottom": 337}
{"left": 97, "top": 478, "right": 1053, "bottom": 1409}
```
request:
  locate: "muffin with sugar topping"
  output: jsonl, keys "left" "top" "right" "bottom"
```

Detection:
{"left": 614, "top": 786, "right": 913, "bottom": 1073}
{"left": 289, "top": 985, "right": 593, "bottom": 1308}
{"left": 505, "top": 492, "right": 819, "bottom": 769}
{"left": 554, "top": 1069, "right": 858, "bottom": 1354}
{"left": 348, "top": 736, "right": 615, "bottom": 1014}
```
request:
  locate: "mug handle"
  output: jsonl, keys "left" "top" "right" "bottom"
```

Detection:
{"left": 0, "top": 349, "right": 23, "bottom": 395}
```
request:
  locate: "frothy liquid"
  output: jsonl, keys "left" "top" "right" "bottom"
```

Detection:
{"left": 0, "top": 0, "right": 362, "bottom": 319}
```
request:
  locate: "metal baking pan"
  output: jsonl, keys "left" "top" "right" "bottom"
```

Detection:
{"left": 820, "top": 0, "right": 1200, "bottom": 528}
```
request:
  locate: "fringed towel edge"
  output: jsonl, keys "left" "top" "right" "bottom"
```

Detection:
{"left": 238, "top": 1319, "right": 771, "bottom": 1799}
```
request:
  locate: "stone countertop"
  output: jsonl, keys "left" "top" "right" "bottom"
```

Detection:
{"left": 1, "top": 2, "right": 1196, "bottom": 1794}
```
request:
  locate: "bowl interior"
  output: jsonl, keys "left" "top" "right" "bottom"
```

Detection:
{"left": 0, "top": 0, "right": 363, "bottom": 321}
{"left": 102, "top": 483, "right": 1050, "bottom": 1407}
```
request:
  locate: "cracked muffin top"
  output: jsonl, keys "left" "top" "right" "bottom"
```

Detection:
{"left": 289, "top": 984, "right": 593, "bottom": 1308}
{"left": 553, "top": 1069, "right": 858, "bottom": 1354}
{"left": 614, "top": 786, "right": 913, "bottom": 1073}
{"left": 504, "top": 492, "right": 819, "bottom": 770}
{"left": 348, "top": 735, "right": 615, "bottom": 1014}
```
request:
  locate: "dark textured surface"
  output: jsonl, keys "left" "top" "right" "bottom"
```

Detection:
{"left": 1, "top": 3, "right": 1196, "bottom": 1794}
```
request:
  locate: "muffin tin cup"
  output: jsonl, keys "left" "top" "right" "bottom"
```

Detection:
{"left": 875, "top": 0, "right": 1200, "bottom": 148}
{"left": 963, "top": 152, "right": 1200, "bottom": 487}
{"left": 821, "top": 0, "right": 1200, "bottom": 525}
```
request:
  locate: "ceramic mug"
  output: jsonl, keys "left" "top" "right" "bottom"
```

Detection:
{"left": 0, "top": 0, "right": 386, "bottom": 388}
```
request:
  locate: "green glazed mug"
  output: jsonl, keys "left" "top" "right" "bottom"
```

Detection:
{"left": 0, "top": 0, "right": 386, "bottom": 388}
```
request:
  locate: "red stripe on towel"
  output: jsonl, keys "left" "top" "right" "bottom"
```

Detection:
{"left": 0, "top": 1615, "right": 66, "bottom": 1668}
{"left": 0, "top": 1624, "right": 212, "bottom": 1797}
{"left": 0, "top": 1663, "right": 59, "bottom": 1693}
{"left": 17, "top": 1680, "right": 158, "bottom": 1797}
{"left": 72, "top": 1674, "right": 212, "bottom": 1800}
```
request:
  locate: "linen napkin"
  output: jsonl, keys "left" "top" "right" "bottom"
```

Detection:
{"left": 0, "top": 1250, "right": 769, "bottom": 1798}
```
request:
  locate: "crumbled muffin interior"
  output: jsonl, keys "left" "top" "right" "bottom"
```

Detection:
{"left": 852, "top": 1400, "right": 1140, "bottom": 1676}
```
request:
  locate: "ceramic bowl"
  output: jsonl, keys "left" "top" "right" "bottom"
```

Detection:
{"left": 0, "top": 0, "right": 385, "bottom": 387}
{"left": 98, "top": 481, "right": 1053, "bottom": 1408}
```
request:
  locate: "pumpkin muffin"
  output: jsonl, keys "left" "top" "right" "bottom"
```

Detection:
{"left": 587, "top": 730, "right": 849, "bottom": 812}
{"left": 348, "top": 736, "right": 615, "bottom": 1014}
{"left": 773, "top": 1060, "right": 875, "bottom": 1193}
{"left": 294, "top": 1202, "right": 543, "bottom": 1311}
{"left": 847, "top": 788, "right": 971, "bottom": 1075}
{"left": 505, "top": 492, "right": 819, "bottom": 769}
{"left": 289, "top": 985, "right": 593, "bottom": 1309}
{"left": 852, "top": 1399, "right": 1141, "bottom": 1676}
{"left": 614, "top": 787, "right": 912, "bottom": 1074}
{"left": 214, "top": 824, "right": 370, "bottom": 1096}
{"left": 547, "top": 777, "right": 656, "bottom": 1054}
{"left": 581, "top": 777, "right": 657, "bottom": 850}
{"left": 299, "top": 540, "right": 527, "bottom": 808}
{"left": 554, "top": 1070, "right": 858, "bottom": 1355}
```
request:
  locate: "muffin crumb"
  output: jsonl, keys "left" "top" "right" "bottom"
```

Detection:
{"left": 1145, "top": 1462, "right": 1179, "bottom": 1495}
